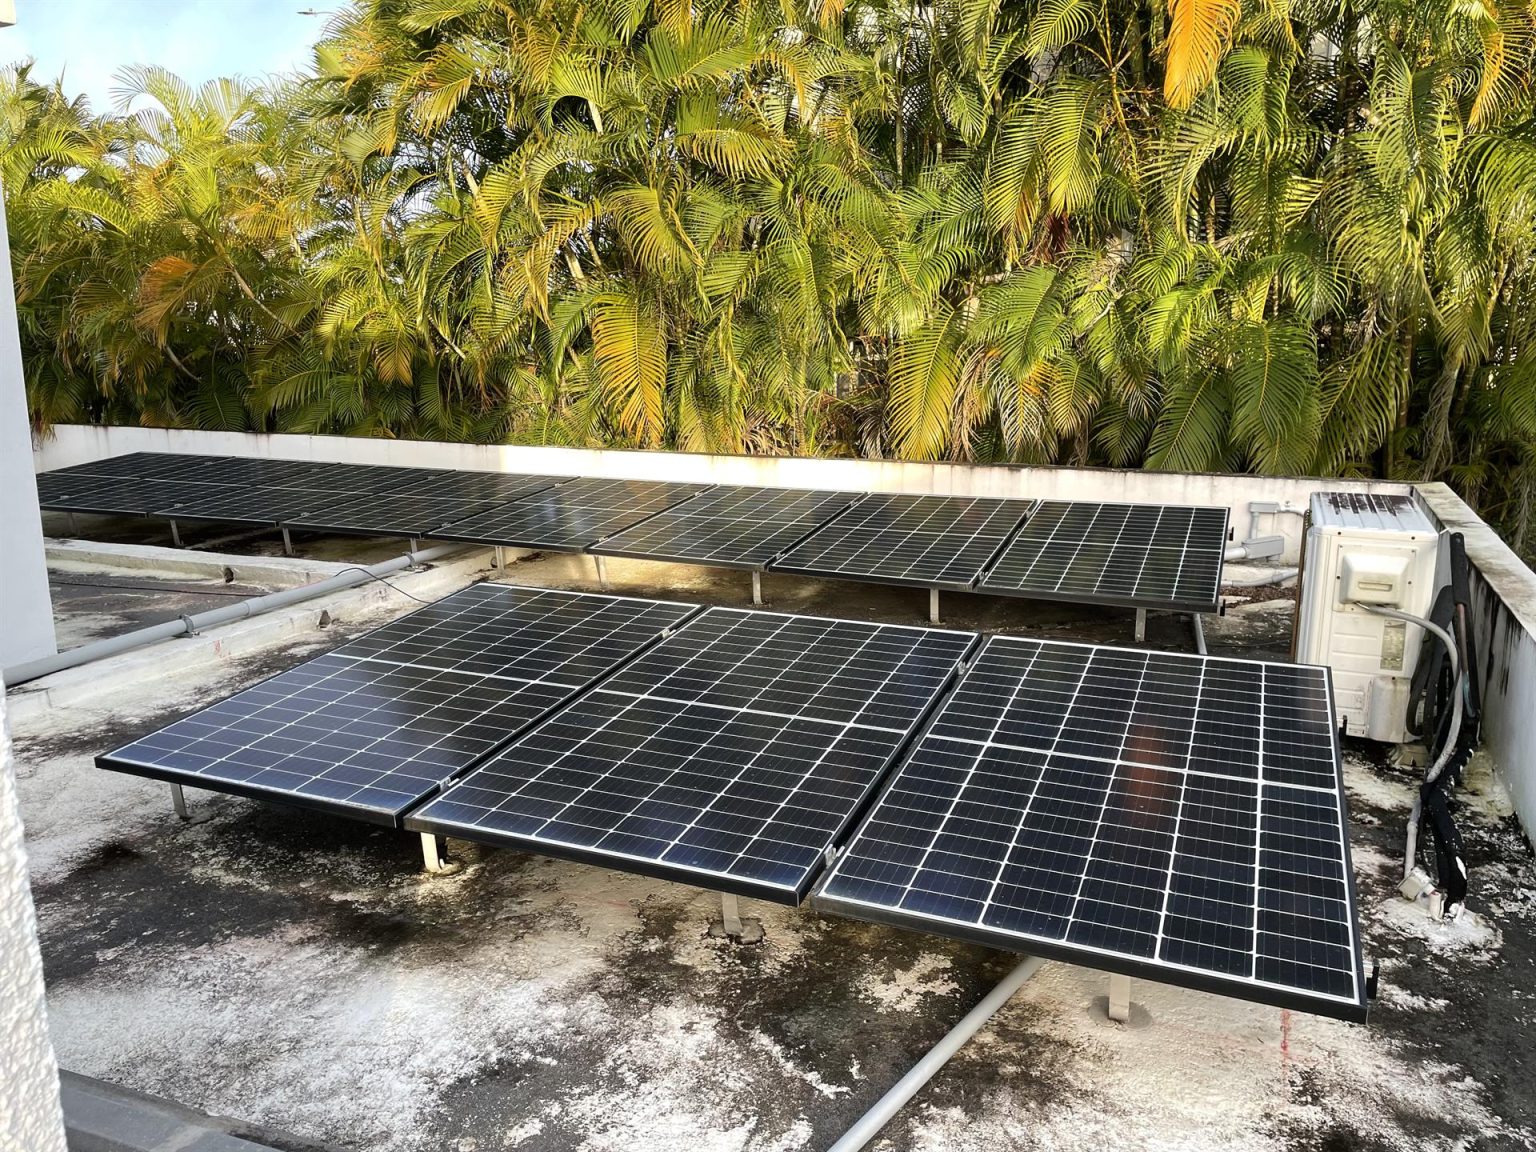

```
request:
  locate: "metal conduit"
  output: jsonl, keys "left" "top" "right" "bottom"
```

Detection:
{"left": 826, "top": 955, "right": 1046, "bottom": 1152}
{"left": 2, "top": 543, "right": 473, "bottom": 688}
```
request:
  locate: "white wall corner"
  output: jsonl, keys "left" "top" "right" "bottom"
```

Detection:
{"left": 0, "top": 689, "right": 68, "bottom": 1152}
{"left": 0, "top": 184, "right": 57, "bottom": 666}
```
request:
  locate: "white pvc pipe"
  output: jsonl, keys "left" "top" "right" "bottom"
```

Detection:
{"left": 1, "top": 542, "right": 474, "bottom": 686}
{"left": 826, "top": 955, "right": 1046, "bottom": 1152}
{"left": 1355, "top": 602, "right": 1463, "bottom": 880}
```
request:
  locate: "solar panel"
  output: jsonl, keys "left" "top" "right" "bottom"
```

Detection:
{"left": 592, "top": 485, "right": 859, "bottom": 570}
{"left": 979, "top": 501, "right": 1230, "bottom": 612}
{"left": 405, "top": 608, "right": 978, "bottom": 901}
{"left": 815, "top": 636, "right": 1365, "bottom": 1020}
{"left": 405, "top": 470, "right": 560, "bottom": 505}
{"left": 151, "top": 486, "right": 326, "bottom": 526}
{"left": 283, "top": 490, "right": 497, "bottom": 537}
{"left": 770, "top": 494, "right": 1031, "bottom": 590}
{"left": 284, "top": 463, "right": 452, "bottom": 495}
{"left": 430, "top": 477, "right": 711, "bottom": 551}
{"left": 97, "top": 585, "right": 699, "bottom": 825}
{"left": 35, "top": 477, "right": 234, "bottom": 517}
{"left": 41, "top": 452, "right": 241, "bottom": 482}
{"left": 191, "top": 457, "right": 323, "bottom": 488}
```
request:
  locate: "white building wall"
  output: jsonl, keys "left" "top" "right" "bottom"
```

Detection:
{"left": 0, "top": 686, "right": 68, "bottom": 1152}
{"left": 0, "top": 189, "right": 57, "bottom": 667}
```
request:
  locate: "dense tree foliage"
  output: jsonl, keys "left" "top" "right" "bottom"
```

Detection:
{"left": 5, "top": 0, "right": 1536, "bottom": 551}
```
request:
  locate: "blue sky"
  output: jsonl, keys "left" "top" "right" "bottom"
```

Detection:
{"left": 1, "top": 1, "right": 342, "bottom": 112}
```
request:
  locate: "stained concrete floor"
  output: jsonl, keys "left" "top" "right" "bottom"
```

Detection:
{"left": 11, "top": 519, "right": 1536, "bottom": 1152}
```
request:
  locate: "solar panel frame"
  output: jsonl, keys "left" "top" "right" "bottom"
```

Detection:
{"left": 405, "top": 608, "right": 981, "bottom": 902}
{"left": 590, "top": 485, "right": 863, "bottom": 571}
{"left": 978, "top": 501, "right": 1231, "bottom": 612}
{"left": 96, "top": 586, "right": 703, "bottom": 826}
{"left": 428, "top": 476, "right": 714, "bottom": 551}
{"left": 769, "top": 493, "right": 1034, "bottom": 591}
{"left": 813, "top": 636, "right": 1367, "bottom": 1020}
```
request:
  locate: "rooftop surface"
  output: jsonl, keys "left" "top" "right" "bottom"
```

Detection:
{"left": 12, "top": 514, "right": 1536, "bottom": 1152}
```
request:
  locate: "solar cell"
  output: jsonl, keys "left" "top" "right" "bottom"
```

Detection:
{"left": 979, "top": 501, "right": 1229, "bottom": 612}
{"left": 406, "top": 608, "right": 978, "bottom": 901}
{"left": 592, "top": 485, "right": 860, "bottom": 570}
{"left": 815, "top": 636, "right": 1366, "bottom": 1020}
{"left": 404, "top": 470, "right": 559, "bottom": 505}
{"left": 430, "top": 477, "right": 711, "bottom": 551}
{"left": 770, "top": 493, "right": 1031, "bottom": 590}
{"left": 97, "top": 585, "right": 699, "bottom": 824}
{"left": 283, "top": 463, "right": 452, "bottom": 495}
{"left": 191, "top": 457, "right": 323, "bottom": 488}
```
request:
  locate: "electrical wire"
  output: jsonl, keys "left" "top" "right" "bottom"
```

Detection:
{"left": 327, "top": 564, "right": 438, "bottom": 605}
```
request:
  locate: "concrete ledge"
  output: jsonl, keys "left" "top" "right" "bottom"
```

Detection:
{"left": 61, "top": 1071, "right": 339, "bottom": 1152}
{"left": 45, "top": 539, "right": 356, "bottom": 590}
{"left": 6, "top": 548, "right": 497, "bottom": 723}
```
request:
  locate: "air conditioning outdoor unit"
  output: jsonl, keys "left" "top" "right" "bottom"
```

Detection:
{"left": 1295, "top": 492, "right": 1440, "bottom": 744}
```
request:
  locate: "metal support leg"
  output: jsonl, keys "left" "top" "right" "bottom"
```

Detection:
{"left": 170, "top": 519, "right": 183, "bottom": 548}
{"left": 827, "top": 956, "right": 1046, "bottom": 1152}
{"left": 721, "top": 892, "right": 745, "bottom": 938}
{"left": 1134, "top": 608, "right": 1147, "bottom": 643}
{"left": 929, "top": 587, "right": 941, "bottom": 625}
{"left": 170, "top": 783, "right": 189, "bottom": 821}
{"left": 495, "top": 546, "right": 506, "bottom": 570}
{"left": 409, "top": 537, "right": 421, "bottom": 552}
{"left": 281, "top": 526, "right": 294, "bottom": 557}
{"left": 1108, "top": 973, "right": 1131, "bottom": 1023}
{"left": 751, "top": 570, "right": 763, "bottom": 606}
{"left": 67, "top": 511, "right": 79, "bottom": 536}
{"left": 594, "top": 554, "right": 610, "bottom": 591}
{"left": 421, "top": 833, "right": 451, "bottom": 874}
{"left": 1190, "top": 612, "right": 1207, "bottom": 655}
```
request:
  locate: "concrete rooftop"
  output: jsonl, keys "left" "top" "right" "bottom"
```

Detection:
{"left": 10, "top": 512, "right": 1536, "bottom": 1152}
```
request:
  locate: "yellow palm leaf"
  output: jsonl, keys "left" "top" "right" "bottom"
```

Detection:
{"left": 1164, "top": 0, "right": 1242, "bottom": 108}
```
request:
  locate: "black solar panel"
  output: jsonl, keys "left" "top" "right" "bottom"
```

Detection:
{"left": 97, "top": 585, "right": 699, "bottom": 825}
{"left": 770, "top": 493, "right": 1031, "bottom": 590}
{"left": 283, "top": 490, "right": 496, "bottom": 536}
{"left": 191, "top": 457, "right": 323, "bottom": 488}
{"left": 816, "top": 636, "right": 1365, "bottom": 1020}
{"left": 152, "top": 486, "right": 325, "bottom": 526}
{"left": 405, "top": 470, "right": 559, "bottom": 505}
{"left": 39, "top": 452, "right": 233, "bottom": 482}
{"left": 36, "top": 477, "right": 234, "bottom": 516}
{"left": 429, "top": 477, "right": 710, "bottom": 551}
{"left": 286, "top": 463, "right": 451, "bottom": 495}
{"left": 979, "top": 501, "right": 1230, "bottom": 612}
{"left": 406, "top": 608, "right": 978, "bottom": 901}
{"left": 592, "top": 485, "right": 859, "bottom": 570}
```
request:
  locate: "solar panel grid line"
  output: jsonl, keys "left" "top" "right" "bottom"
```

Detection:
{"left": 770, "top": 494, "right": 1034, "bottom": 591}
{"left": 590, "top": 486, "right": 865, "bottom": 571}
{"left": 99, "top": 655, "right": 567, "bottom": 825}
{"left": 814, "top": 636, "right": 1365, "bottom": 1019}
{"left": 404, "top": 609, "right": 979, "bottom": 903}
{"left": 98, "top": 587, "right": 702, "bottom": 826}
{"left": 978, "top": 501, "right": 1229, "bottom": 612}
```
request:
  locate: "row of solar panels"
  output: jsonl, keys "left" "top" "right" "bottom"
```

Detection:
{"left": 36, "top": 452, "right": 1230, "bottom": 612}
{"left": 99, "top": 583, "right": 1365, "bottom": 1020}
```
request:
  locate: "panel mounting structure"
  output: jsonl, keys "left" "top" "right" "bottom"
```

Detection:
{"left": 97, "top": 585, "right": 700, "bottom": 825}
{"left": 591, "top": 485, "right": 861, "bottom": 571}
{"left": 405, "top": 608, "right": 979, "bottom": 902}
{"left": 815, "top": 635, "right": 1366, "bottom": 1020}
{"left": 429, "top": 477, "right": 712, "bottom": 551}
{"left": 770, "top": 493, "right": 1033, "bottom": 591}
{"left": 979, "top": 501, "right": 1230, "bottom": 612}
